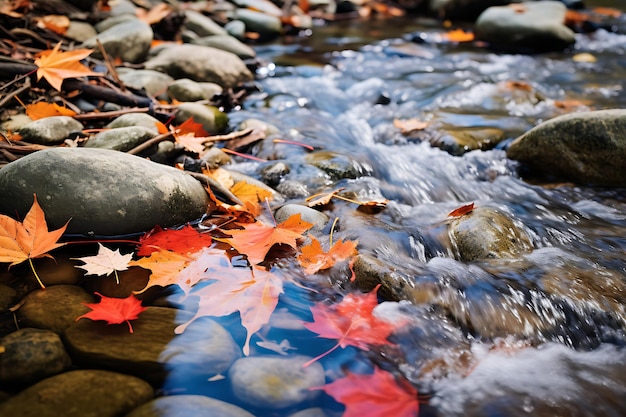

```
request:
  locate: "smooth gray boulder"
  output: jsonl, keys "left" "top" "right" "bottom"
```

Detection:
{"left": 83, "top": 19, "right": 153, "bottom": 63}
{"left": 0, "top": 148, "right": 210, "bottom": 236}
{"left": 85, "top": 126, "right": 156, "bottom": 151}
{"left": 167, "top": 78, "right": 223, "bottom": 102}
{"left": 191, "top": 35, "right": 256, "bottom": 59}
{"left": 144, "top": 44, "right": 253, "bottom": 88}
{"left": 507, "top": 109, "right": 626, "bottom": 186}
{"left": 65, "top": 307, "right": 241, "bottom": 385}
{"left": 126, "top": 395, "right": 255, "bottom": 417}
{"left": 183, "top": 10, "right": 229, "bottom": 37}
{"left": 475, "top": 1, "right": 575, "bottom": 52}
{"left": 0, "top": 370, "right": 153, "bottom": 417}
{"left": 18, "top": 116, "right": 83, "bottom": 145}
{"left": 117, "top": 69, "right": 174, "bottom": 98}
{"left": 106, "top": 113, "right": 163, "bottom": 133}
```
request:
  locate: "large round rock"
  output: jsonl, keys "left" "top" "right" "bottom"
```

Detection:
{"left": 0, "top": 148, "right": 209, "bottom": 236}
{"left": 507, "top": 109, "right": 626, "bottom": 186}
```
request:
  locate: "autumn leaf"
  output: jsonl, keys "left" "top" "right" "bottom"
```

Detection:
{"left": 443, "top": 29, "right": 474, "bottom": 42}
{"left": 447, "top": 202, "right": 474, "bottom": 217}
{"left": 230, "top": 181, "right": 273, "bottom": 215}
{"left": 76, "top": 292, "right": 147, "bottom": 333}
{"left": 175, "top": 117, "right": 209, "bottom": 137}
{"left": 393, "top": 118, "right": 428, "bottom": 135}
{"left": 0, "top": 194, "right": 69, "bottom": 288}
{"left": 34, "top": 42, "right": 102, "bottom": 91}
{"left": 25, "top": 102, "right": 77, "bottom": 120}
{"left": 72, "top": 243, "right": 133, "bottom": 284}
{"left": 592, "top": 7, "right": 621, "bottom": 17}
{"left": 136, "top": 3, "right": 172, "bottom": 24}
{"left": 224, "top": 213, "right": 313, "bottom": 265}
{"left": 315, "top": 366, "right": 419, "bottom": 417}
{"left": 35, "top": 15, "right": 70, "bottom": 35}
{"left": 304, "top": 285, "right": 402, "bottom": 365}
{"left": 136, "top": 224, "right": 213, "bottom": 256}
{"left": 306, "top": 188, "right": 344, "bottom": 208}
{"left": 175, "top": 265, "right": 284, "bottom": 355}
{"left": 298, "top": 236, "right": 358, "bottom": 275}
{"left": 175, "top": 132, "right": 208, "bottom": 154}
{"left": 131, "top": 247, "right": 236, "bottom": 294}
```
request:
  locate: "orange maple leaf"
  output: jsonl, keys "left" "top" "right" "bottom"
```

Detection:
{"left": 447, "top": 202, "right": 474, "bottom": 217}
{"left": 298, "top": 236, "right": 358, "bottom": 275}
{"left": 25, "top": 102, "right": 77, "bottom": 120}
{"left": 175, "top": 265, "right": 283, "bottom": 355}
{"left": 0, "top": 194, "right": 69, "bottom": 288}
{"left": 175, "top": 132, "right": 208, "bottom": 154}
{"left": 230, "top": 181, "right": 273, "bottom": 216}
{"left": 34, "top": 42, "right": 102, "bottom": 91}
{"left": 224, "top": 213, "right": 313, "bottom": 265}
{"left": 443, "top": 29, "right": 474, "bottom": 43}
{"left": 130, "top": 247, "right": 233, "bottom": 294}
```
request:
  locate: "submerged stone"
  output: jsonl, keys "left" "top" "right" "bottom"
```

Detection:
{"left": 126, "top": 395, "right": 255, "bottom": 417}
{"left": 0, "top": 148, "right": 210, "bottom": 236}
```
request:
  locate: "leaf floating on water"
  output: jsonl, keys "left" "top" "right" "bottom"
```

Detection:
{"left": 298, "top": 236, "right": 358, "bottom": 275}
{"left": 314, "top": 366, "right": 419, "bottom": 417}
{"left": 76, "top": 292, "right": 147, "bottom": 333}
{"left": 447, "top": 202, "right": 475, "bottom": 217}
{"left": 306, "top": 188, "right": 345, "bottom": 208}
{"left": 136, "top": 224, "right": 213, "bottom": 257}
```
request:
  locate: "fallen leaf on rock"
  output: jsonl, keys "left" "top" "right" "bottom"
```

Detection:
{"left": 136, "top": 3, "right": 172, "bottom": 24}
{"left": 230, "top": 181, "right": 273, "bottom": 216}
{"left": 137, "top": 224, "right": 213, "bottom": 256}
{"left": 175, "top": 132, "right": 209, "bottom": 154}
{"left": 72, "top": 243, "right": 133, "bottom": 283}
{"left": 315, "top": 366, "right": 419, "bottom": 417}
{"left": 224, "top": 213, "right": 313, "bottom": 265}
{"left": 447, "top": 202, "right": 474, "bottom": 217}
{"left": 35, "top": 15, "right": 70, "bottom": 35}
{"left": 129, "top": 248, "right": 193, "bottom": 293}
{"left": 25, "top": 102, "right": 77, "bottom": 119}
{"left": 175, "top": 117, "right": 210, "bottom": 137}
{"left": 34, "top": 42, "right": 102, "bottom": 91}
{"left": 304, "top": 285, "right": 403, "bottom": 365}
{"left": 76, "top": 292, "right": 146, "bottom": 333}
{"left": 175, "top": 265, "right": 284, "bottom": 355}
{"left": 298, "top": 236, "right": 358, "bottom": 275}
{"left": 0, "top": 194, "right": 69, "bottom": 288}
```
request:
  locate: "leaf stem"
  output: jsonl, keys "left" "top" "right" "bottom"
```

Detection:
{"left": 329, "top": 217, "right": 339, "bottom": 246}
{"left": 28, "top": 258, "right": 45, "bottom": 289}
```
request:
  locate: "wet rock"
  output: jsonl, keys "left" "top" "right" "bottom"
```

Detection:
{"left": 16, "top": 285, "right": 95, "bottom": 334}
{"left": 288, "top": 408, "right": 329, "bottom": 417}
{"left": 430, "top": 127, "right": 505, "bottom": 156}
{"left": 475, "top": 1, "right": 575, "bottom": 52}
{"left": 117, "top": 69, "right": 174, "bottom": 99}
{"left": 506, "top": 109, "right": 626, "bottom": 186}
{"left": 0, "top": 328, "right": 71, "bottom": 384}
{"left": 0, "top": 148, "right": 210, "bottom": 236}
{"left": 126, "top": 395, "right": 255, "bottom": 417}
{"left": 305, "top": 151, "right": 371, "bottom": 180}
{"left": 200, "top": 148, "right": 232, "bottom": 169}
{"left": 83, "top": 19, "right": 153, "bottom": 63}
{"left": 239, "top": 118, "right": 281, "bottom": 137}
{"left": 65, "top": 307, "right": 241, "bottom": 385}
{"left": 191, "top": 35, "right": 256, "bottom": 59}
{"left": 85, "top": 126, "right": 156, "bottom": 152}
{"left": 167, "top": 79, "right": 223, "bottom": 102}
{"left": 259, "top": 161, "right": 290, "bottom": 186}
{"left": 0, "top": 370, "right": 153, "bottom": 417}
{"left": 106, "top": 113, "right": 163, "bottom": 133}
{"left": 229, "top": 355, "right": 324, "bottom": 409}
{"left": 183, "top": 10, "right": 229, "bottom": 37}
{"left": 225, "top": 20, "right": 246, "bottom": 41}
{"left": 274, "top": 204, "right": 328, "bottom": 233}
{"left": 65, "top": 21, "right": 97, "bottom": 42}
{"left": 173, "top": 102, "right": 228, "bottom": 134}
{"left": 234, "top": 9, "right": 282, "bottom": 40}
{"left": 18, "top": 116, "right": 83, "bottom": 145}
{"left": 276, "top": 180, "right": 309, "bottom": 199}
{"left": 448, "top": 206, "right": 533, "bottom": 261}
{"left": 144, "top": 44, "right": 253, "bottom": 88}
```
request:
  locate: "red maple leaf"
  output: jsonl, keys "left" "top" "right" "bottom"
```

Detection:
{"left": 304, "top": 285, "right": 403, "bottom": 365}
{"left": 76, "top": 292, "right": 147, "bottom": 333}
{"left": 136, "top": 224, "right": 213, "bottom": 256}
{"left": 447, "top": 202, "right": 474, "bottom": 217}
{"left": 315, "top": 366, "right": 419, "bottom": 417}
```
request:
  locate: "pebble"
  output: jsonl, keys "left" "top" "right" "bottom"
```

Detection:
{"left": 83, "top": 19, "right": 153, "bottom": 63}
{"left": 126, "top": 395, "right": 255, "bottom": 417}
{"left": 85, "top": 126, "right": 156, "bottom": 152}
{"left": 18, "top": 116, "right": 83, "bottom": 145}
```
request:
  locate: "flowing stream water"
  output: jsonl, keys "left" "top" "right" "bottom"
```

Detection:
{"left": 208, "top": 4, "right": 626, "bottom": 416}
